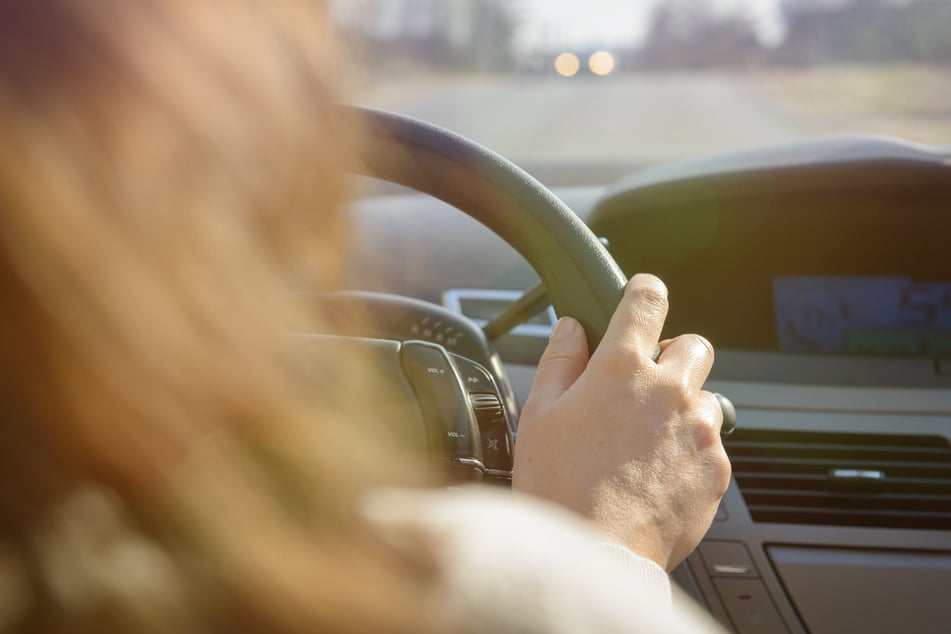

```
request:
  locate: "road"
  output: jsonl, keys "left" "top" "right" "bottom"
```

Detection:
{"left": 355, "top": 72, "right": 816, "bottom": 166}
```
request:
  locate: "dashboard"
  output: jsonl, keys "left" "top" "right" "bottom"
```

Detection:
{"left": 344, "top": 137, "right": 951, "bottom": 633}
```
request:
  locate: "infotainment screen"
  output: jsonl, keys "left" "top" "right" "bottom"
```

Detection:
{"left": 774, "top": 276, "right": 951, "bottom": 355}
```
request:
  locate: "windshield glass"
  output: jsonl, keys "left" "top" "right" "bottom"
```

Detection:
{"left": 330, "top": 0, "right": 951, "bottom": 183}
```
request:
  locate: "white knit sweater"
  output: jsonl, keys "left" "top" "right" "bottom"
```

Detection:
{"left": 364, "top": 488, "right": 726, "bottom": 633}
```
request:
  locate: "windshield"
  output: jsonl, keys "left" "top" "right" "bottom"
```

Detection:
{"left": 330, "top": 0, "right": 951, "bottom": 183}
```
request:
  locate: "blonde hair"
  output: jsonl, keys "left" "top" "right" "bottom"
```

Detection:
{"left": 0, "top": 1, "right": 439, "bottom": 631}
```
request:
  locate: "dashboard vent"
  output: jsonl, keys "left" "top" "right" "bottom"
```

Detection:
{"left": 724, "top": 430, "right": 951, "bottom": 530}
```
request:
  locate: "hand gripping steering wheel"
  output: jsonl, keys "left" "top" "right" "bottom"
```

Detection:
{"left": 332, "top": 107, "right": 734, "bottom": 481}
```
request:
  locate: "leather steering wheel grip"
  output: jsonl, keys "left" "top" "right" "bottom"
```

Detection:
{"left": 349, "top": 107, "right": 627, "bottom": 353}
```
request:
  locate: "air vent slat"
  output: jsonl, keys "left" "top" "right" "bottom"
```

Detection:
{"left": 735, "top": 473, "right": 951, "bottom": 495}
{"left": 739, "top": 488, "right": 951, "bottom": 511}
{"left": 728, "top": 440, "right": 947, "bottom": 454}
{"left": 745, "top": 506, "right": 951, "bottom": 530}
{"left": 725, "top": 430, "right": 951, "bottom": 530}
{"left": 730, "top": 456, "right": 951, "bottom": 473}
{"left": 749, "top": 505, "right": 951, "bottom": 520}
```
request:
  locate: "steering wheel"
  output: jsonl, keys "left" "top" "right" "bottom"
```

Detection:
{"left": 319, "top": 107, "right": 731, "bottom": 482}
{"left": 353, "top": 108, "right": 627, "bottom": 352}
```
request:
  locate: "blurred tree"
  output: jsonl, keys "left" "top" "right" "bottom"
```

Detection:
{"left": 329, "top": 0, "right": 517, "bottom": 72}
{"left": 469, "top": 0, "right": 517, "bottom": 71}
{"left": 443, "top": 0, "right": 516, "bottom": 71}
{"left": 776, "top": 0, "right": 951, "bottom": 65}
{"left": 640, "top": 0, "right": 764, "bottom": 69}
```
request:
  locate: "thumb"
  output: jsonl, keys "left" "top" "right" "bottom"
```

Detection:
{"left": 526, "top": 317, "right": 589, "bottom": 409}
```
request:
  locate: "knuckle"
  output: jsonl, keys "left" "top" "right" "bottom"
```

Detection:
{"left": 689, "top": 392, "right": 724, "bottom": 446}
{"left": 712, "top": 445, "right": 733, "bottom": 497}
{"left": 636, "top": 287, "right": 669, "bottom": 315}
{"left": 625, "top": 275, "right": 669, "bottom": 314}
{"left": 603, "top": 342, "right": 650, "bottom": 375}
{"left": 672, "top": 379, "right": 694, "bottom": 406}
{"left": 699, "top": 401, "right": 722, "bottom": 430}
{"left": 683, "top": 333, "right": 715, "bottom": 360}
{"left": 691, "top": 411, "right": 719, "bottom": 447}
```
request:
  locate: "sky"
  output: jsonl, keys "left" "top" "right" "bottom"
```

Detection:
{"left": 513, "top": 0, "right": 787, "bottom": 53}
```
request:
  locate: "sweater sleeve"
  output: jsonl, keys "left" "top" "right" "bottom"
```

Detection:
{"left": 598, "top": 542, "right": 673, "bottom": 609}
{"left": 363, "top": 487, "right": 726, "bottom": 634}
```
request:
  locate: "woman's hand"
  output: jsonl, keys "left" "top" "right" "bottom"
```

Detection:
{"left": 512, "top": 274, "right": 731, "bottom": 571}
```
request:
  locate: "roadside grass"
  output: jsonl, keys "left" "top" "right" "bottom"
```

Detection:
{"left": 744, "top": 64, "right": 951, "bottom": 145}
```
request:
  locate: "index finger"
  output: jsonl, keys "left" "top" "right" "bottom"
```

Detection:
{"left": 594, "top": 273, "right": 669, "bottom": 362}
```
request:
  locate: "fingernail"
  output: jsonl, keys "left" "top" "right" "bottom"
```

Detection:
{"left": 550, "top": 317, "right": 577, "bottom": 340}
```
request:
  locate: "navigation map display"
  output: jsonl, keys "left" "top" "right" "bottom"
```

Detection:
{"left": 774, "top": 276, "right": 951, "bottom": 356}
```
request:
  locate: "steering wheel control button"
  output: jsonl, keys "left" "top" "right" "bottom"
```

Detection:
{"left": 470, "top": 392, "right": 504, "bottom": 422}
{"left": 700, "top": 541, "right": 758, "bottom": 578}
{"left": 480, "top": 424, "right": 513, "bottom": 474}
{"left": 448, "top": 353, "right": 515, "bottom": 476}
{"left": 401, "top": 341, "right": 482, "bottom": 465}
{"left": 450, "top": 354, "right": 496, "bottom": 392}
{"left": 468, "top": 392, "right": 513, "bottom": 473}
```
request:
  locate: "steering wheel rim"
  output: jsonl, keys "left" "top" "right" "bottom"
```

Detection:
{"left": 350, "top": 107, "right": 627, "bottom": 352}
